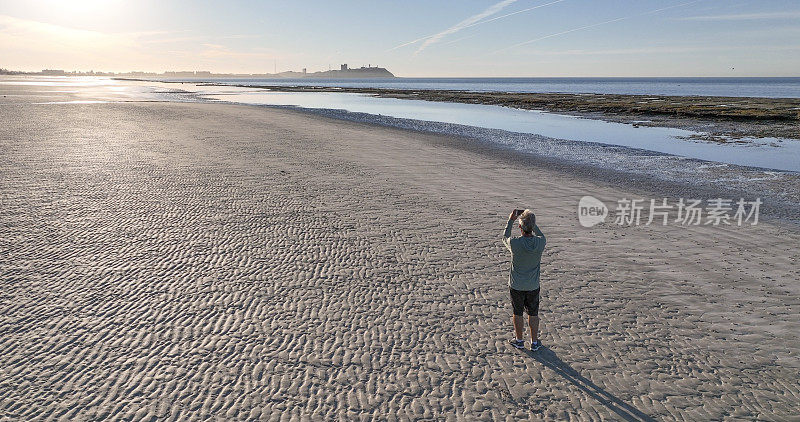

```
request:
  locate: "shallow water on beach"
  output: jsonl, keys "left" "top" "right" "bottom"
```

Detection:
{"left": 201, "top": 88, "right": 800, "bottom": 172}
{"left": 0, "top": 76, "right": 184, "bottom": 103}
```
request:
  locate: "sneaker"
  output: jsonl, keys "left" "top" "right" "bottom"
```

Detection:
{"left": 530, "top": 340, "right": 542, "bottom": 351}
{"left": 509, "top": 339, "right": 524, "bottom": 349}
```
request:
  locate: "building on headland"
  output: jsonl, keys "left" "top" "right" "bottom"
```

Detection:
{"left": 41, "top": 69, "right": 66, "bottom": 76}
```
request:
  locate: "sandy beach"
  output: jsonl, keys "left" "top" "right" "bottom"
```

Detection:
{"left": 1, "top": 92, "right": 799, "bottom": 419}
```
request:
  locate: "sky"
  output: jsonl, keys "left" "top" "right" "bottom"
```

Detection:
{"left": 0, "top": 0, "right": 799, "bottom": 77}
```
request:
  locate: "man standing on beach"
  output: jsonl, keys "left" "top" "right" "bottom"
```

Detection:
{"left": 503, "top": 209, "right": 546, "bottom": 351}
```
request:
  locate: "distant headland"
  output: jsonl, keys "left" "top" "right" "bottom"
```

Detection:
{"left": 0, "top": 63, "right": 395, "bottom": 79}
{"left": 260, "top": 64, "right": 395, "bottom": 79}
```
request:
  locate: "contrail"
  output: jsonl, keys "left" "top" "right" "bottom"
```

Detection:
{"left": 387, "top": 0, "right": 567, "bottom": 52}
{"left": 495, "top": 16, "right": 627, "bottom": 53}
{"left": 495, "top": 0, "right": 703, "bottom": 53}
{"left": 414, "top": 0, "right": 518, "bottom": 55}
{"left": 461, "top": 0, "right": 567, "bottom": 30}
{"left": 387, "top": 34, "right": 436, "bottom": 52}
{"left": 438, "top": 33, "right": 478, "bottom": 47}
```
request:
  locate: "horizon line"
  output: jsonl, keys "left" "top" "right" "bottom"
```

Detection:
{"left": 3, "top": 68, "right": 800, "bottom": 79}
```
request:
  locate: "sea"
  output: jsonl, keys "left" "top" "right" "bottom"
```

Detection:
{"left": 161, "top": 77, "right": 800, "bottom": 98}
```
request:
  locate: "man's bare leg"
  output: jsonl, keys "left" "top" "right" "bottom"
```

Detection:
{"left": 513, "top": 315, "right": 524, "bottom": 340}
{"left": 529, "top": 315, "right": 540, "bottom": 341}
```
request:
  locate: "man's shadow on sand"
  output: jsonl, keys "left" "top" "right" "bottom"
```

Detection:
{"left": 523, "top": 347, "right": 656, "bottom": 422}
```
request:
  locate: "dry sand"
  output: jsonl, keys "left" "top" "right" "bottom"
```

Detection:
{"left": 1, "top": 97, "right": 799, "bottom": 420}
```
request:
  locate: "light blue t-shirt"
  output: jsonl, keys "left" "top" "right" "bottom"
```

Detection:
{"left": 502, "top": 219, "right": 546, "bottom": 291}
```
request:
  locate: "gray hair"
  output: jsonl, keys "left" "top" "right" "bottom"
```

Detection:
{"left": 518, "top": 209, "right": 535, "bottom": 234}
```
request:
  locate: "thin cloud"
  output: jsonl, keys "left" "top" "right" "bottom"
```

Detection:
{"left": 679, "top": 11, "right": 800, "bottom": 21}
{"left": 219, "top": 34, "right": 265, "bottom": 40}
{"left": 387, "top": 0, "right": 517, "bottom": 53}
{"left": 387, "top": 0, "right": 567, "bottom": 52}
{"left": 415, "top": 0, "right": 518, "bottom": 55}
{"left": 438, "top": 33, "right": 479, "bottom": 47}
{"left": 526, "top": 44, "right": 800, "bottom": 56}
{"left": 495, "top": 0, "right": 703, "bottom": 53}
{"left": 199, "top": 43, "right": 274, "bottom": 59}
{"left": 496, "top": 16, "right": 627, "bottom": 53}
{"left": 0, "top": 14, "right": 288, "bottom": 73}
{"left": 143, "top": 35, "right": 205, "bottom": 44}
{"left": 387, "top": 33, "right": 436, "bottom": 52}
{"left": 432, "top": 0, "right": 569, "bottom": 49}
{"left": 461, "top": 0, "right": 567, "bottom": 29}
{"left": 0, "top": 14, "right": 142, "bottom": 57}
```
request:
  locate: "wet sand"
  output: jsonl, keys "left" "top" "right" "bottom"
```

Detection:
{"left": 1, "top": 97, "right": 799, "bottom": 419}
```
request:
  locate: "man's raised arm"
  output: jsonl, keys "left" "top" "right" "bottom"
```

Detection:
{"left": 502, "top": 212, "right": 516, "bottom": 252}
{"left": 533, "top": 224, "right": 546, "bottom": 248}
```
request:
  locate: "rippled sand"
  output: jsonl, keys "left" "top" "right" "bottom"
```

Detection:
{"left": 1, "top": 94, "right": 799, "bottom": 419}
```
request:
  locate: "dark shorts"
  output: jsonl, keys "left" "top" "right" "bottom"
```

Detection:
{"left": 510, "top": 287, "right": 540, "bottom": 316}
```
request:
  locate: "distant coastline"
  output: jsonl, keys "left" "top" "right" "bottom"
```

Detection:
{"left": 260, "top": 64, "right": 395, "bottom": 79}
{"left": 0, "top": 64, "right": 395, "bottom": 79}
